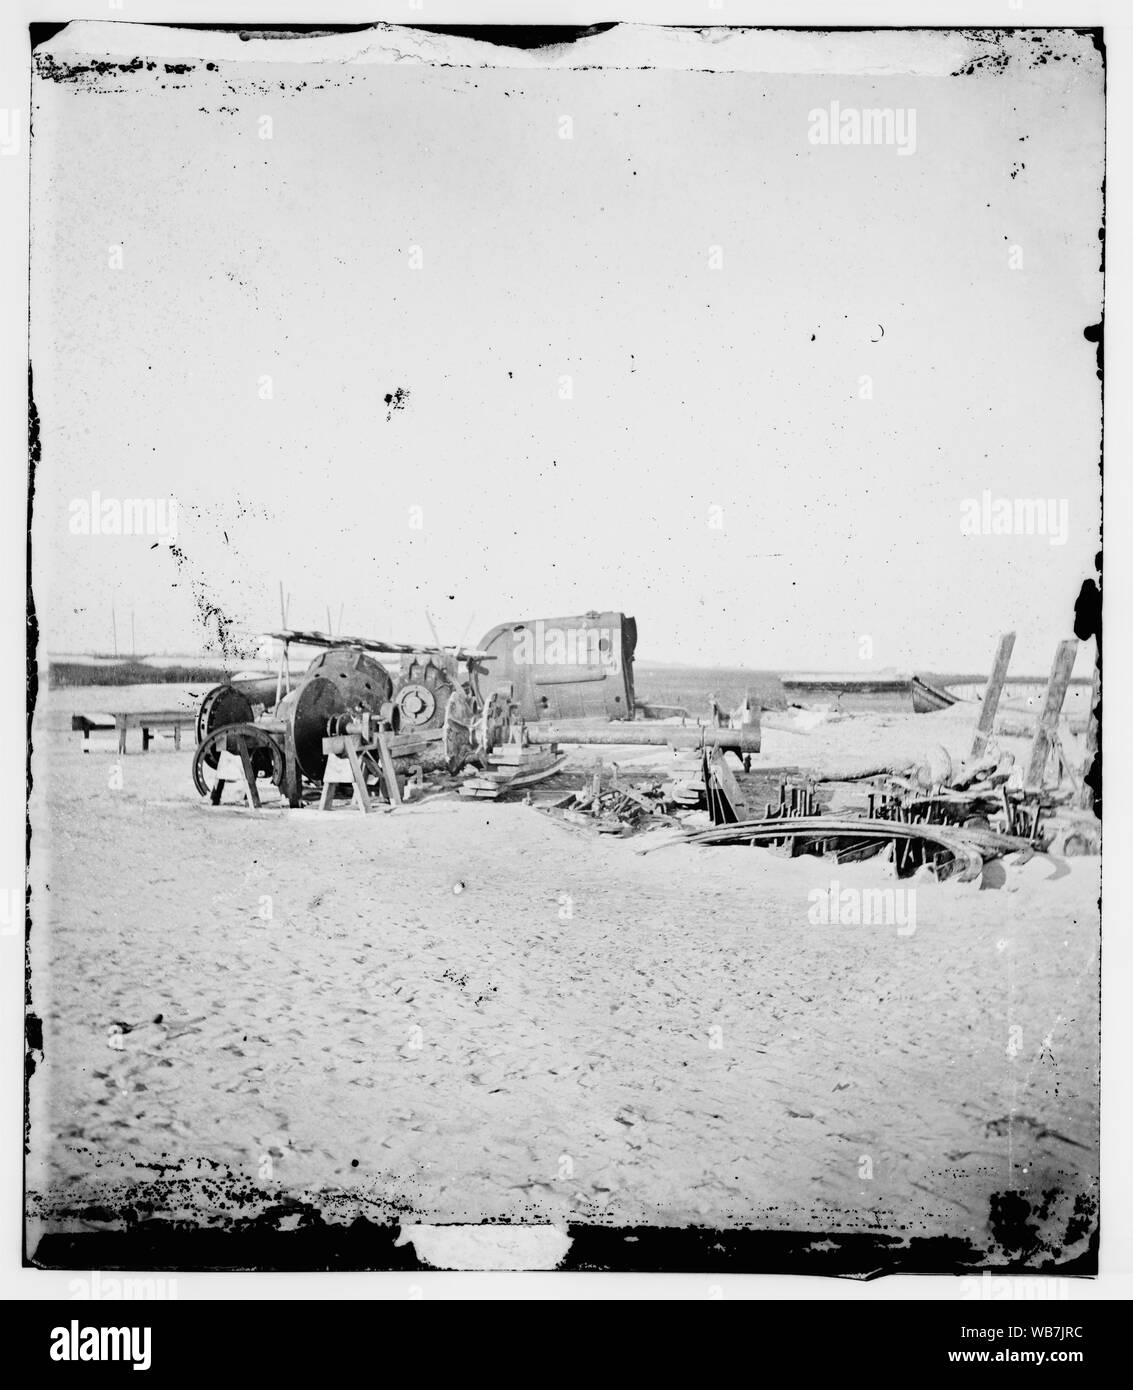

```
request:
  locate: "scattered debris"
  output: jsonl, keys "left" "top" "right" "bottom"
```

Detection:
{"left": 539, "top": 762, "right": 682, "bottom": 837}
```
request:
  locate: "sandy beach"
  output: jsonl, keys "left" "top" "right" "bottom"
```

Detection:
{"left": 24, "top": 684, "right": 1099, "bottom": 1270}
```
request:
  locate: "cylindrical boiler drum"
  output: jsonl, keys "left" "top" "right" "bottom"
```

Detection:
{"left": 277, "top": 675, "right": 347, "bottom": 783}
{"left": 304, "top": 649, "right": 394, "bottom": 712}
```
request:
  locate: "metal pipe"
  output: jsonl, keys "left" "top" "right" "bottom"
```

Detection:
{"left": 522, "top": 722, "right": 762, "bottom": 754}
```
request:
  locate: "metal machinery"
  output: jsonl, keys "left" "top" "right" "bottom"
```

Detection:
{"left": 476, "top": 611, "right": 637, "bottom": 722}
{"left": 191, "top": 613, "right": 763, "bottom": 808}
{"left": 191, "top": 630, "right": 500, "bottom": 806}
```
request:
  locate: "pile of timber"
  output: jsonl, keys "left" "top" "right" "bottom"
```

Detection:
{"left": 459, "top": 742, "right": 566, "bottom": 800}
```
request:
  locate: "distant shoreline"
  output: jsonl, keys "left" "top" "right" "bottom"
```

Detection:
{"left": 46, "top": 659, "right": 274, "bottom": 689}
{"left": 45, "top": 653, "right": 1095, "bottom": 694}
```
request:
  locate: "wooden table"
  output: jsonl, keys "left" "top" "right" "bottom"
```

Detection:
{"left": 72, "top": 711, "right": 190, "bottom": 753}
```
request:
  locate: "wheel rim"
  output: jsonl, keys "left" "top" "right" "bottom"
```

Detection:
{"left": 192, "top": 724, "right": 285, "bottom": 798}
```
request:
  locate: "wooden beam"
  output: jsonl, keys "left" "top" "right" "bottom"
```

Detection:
{"left": 235, "top": 733, "right": 262, "bottom": 809}
{"left": 376, "top": 731, "right": 402, "bottom": 808}
{"left": 1024, "top": 639, "right": 1079, "bottom": 789}
{"left": 970, "top": 631, "right": 1015, "bottom": 758}
{"left": 345, "top": 742, "right": 373, "bottom": 813}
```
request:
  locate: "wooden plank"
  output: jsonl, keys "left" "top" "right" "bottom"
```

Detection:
{"left": 235, "top": 734, "right": 261, "bottom": 809}
{"left": 345, "top": 743, "right": 373, "bottom": 814}
{"left": 116, "top": 710, "right": 192, "bottom": 729}
{"left": 970, "top": 632, "right": 1016, "bottom": 758}
{"left": 319, "top": 752, "right": 352, "bottom": 810}
{"left": 466, "top": 753, "right": 562, "bottom": 787}
{"left": 460, "top": 754, "right": 567, "bottom": 799}
{"left": 499, "top": 753, "right": 567, "bottom": 792}
{"left": 1024, "top": 639, "right": 1079, "bottom": 789}
{"left": 487, "top": 746, "right": 546, "bottom": 766}
{"left": 376, "top": 731, "right": 402, "bottom": 808}
{"left": 71, "top": 714, "right": 115, "bottom": 733}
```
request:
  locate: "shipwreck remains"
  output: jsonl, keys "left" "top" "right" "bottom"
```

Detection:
{"left": 476, "top": 611, "right": 637, "bottom": 722}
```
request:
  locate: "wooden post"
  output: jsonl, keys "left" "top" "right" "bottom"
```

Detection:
{"left": 234, "top": 733, "right": 261, "bottom": 809}
{"left": 740, "top": 691, "right": 760, "bottom": 770}
{"left": 345, "top": 742, "right": 373, "bottom": 813}
{"left": 211, "top": 734, "right": 260, "bottom": 808}
{"left": 318, "top": 751, "right": 348, "bottom": 810}
{"left": 1076, "top": 662, "right": 1100, "bottom": 811}
{"left": 970, "top": 631, "right": 1016, "bottom": 758}
{"left": 376, "top": 732, "right": 402, "bottom": 808}
{"left": 1025, "top": 639, "right": 1079, "bottom": 789}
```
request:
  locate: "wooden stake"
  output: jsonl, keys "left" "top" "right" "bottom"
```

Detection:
{"left": 1025, "top": 639, "right": 1079, "bottom": 789}
{"left": 970, "top": 631, "right": 1016, "bottom": 758}
{"left": 235, "top": 733, "right": 261, "bottom": 809}
{"left": 345, "top": 742, "right": 372, "bottom": 813}
{"left": 376, "top": 732, "right": 402, "bottom": 808}
{"left": 212, "top": 734, "right": 260, "bottom": 808}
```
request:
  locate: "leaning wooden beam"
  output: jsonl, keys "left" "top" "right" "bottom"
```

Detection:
{"left": 1024, "top": 639, "right": 1079, "bottom": 789}
{"left": 970, "top": 631, "right": 1016, "bottom": 758}
{"left": 375, "top": 731, "right": 402, "bottom": 808}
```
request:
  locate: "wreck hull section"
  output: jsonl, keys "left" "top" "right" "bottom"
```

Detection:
{"left": 477, "top": 612, "right": 637, "bottom": 722}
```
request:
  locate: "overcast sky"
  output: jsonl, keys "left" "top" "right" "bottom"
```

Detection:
{"left": 30, "top": 23, "right": 1103, "bottom": 673}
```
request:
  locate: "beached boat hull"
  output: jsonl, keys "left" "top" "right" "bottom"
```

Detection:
{"left": 780, "top": 672, "right": 910, "bottom": 697}
{"left": 911, "top": 676, "right": 961, "bottom": 714}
